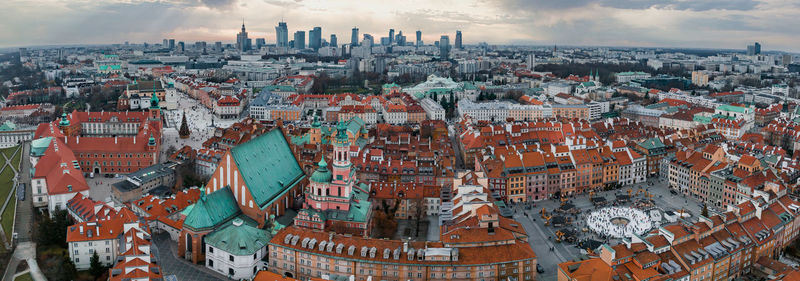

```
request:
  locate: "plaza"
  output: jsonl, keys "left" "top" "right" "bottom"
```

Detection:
{"left": 509, "top": 177, "right": 704, "bottom": 281}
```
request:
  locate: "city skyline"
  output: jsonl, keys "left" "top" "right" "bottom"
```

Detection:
{"left": 1, "top": 0, "right": 799, "bottom": 52}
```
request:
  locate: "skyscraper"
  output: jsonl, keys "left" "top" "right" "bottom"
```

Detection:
{"left": 330, "top": 34, "right": 337, "bottom": 48}
{"left": 755, "top": 42, "right": 761, "bottom": 55}
{"left": 395, "top": 31, "right": 405, "bottom": 46}
{"left": 439, "top": 35, "right": 450, "bottom": 58}
{"left": 255, "top": 38, "right": 266, "bottom": 49}
{"left": 162, "top": 39, "right": 168, "bottom": 47}
{"left": 168, "top": 39, "right": 175, "bottom": 50}
{"left": 351, "top": 27, "right": 359, "bottom": 46}
{"left": 294, "top": 31, "right": 306, "bottom": 50}
{"left": 416, "top": 30, "right": 422, "bottom": 46}
{"left": 389, "top": 29, "right": 395, "bottom": 45}
{"left": 177, "top": 41, "right": 185, "bottom": 53}
{"left": 214, "top": 41, "right": 222, "bottom": 52}
{"left": 455, "top": 30, "right": 463, "bottom": 49}
{"left": 362, "top": 34, "right": 374, "bottom": 47}
{"left": 275, "top": 22, "right": 289, "bottom": 47}
{"left": 309, "top": 27, "right": 322, "bottom": 50}
{"left": 236, "top": 22, "right": 250, "bottom": 52}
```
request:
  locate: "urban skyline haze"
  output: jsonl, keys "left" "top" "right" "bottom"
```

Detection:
{"left": 0, "top": 0, "right": 799, "bottom": 52}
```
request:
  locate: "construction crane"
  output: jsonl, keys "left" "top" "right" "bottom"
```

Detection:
{"left": 543, "top": 215, "right": 552, "bottom": 226}
{"left": 555, "top": 230, "right": 565, "bottom": 242}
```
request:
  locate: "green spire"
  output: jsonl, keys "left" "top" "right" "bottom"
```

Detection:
{"left": 200, "top": 185, "right": 206, "bottom": 201}
{"left": 59, "top": 112, "right": 70, "bottom": 126}
{"left": 312, "top": 114, "right": 320, "bottom": 128}
{"left": 149, "top": 93, "right": 160, "bottom": 109}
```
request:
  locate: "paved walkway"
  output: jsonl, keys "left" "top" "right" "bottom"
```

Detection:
{"left": 152, "top": 233, "right": 224, "bottom": 281}
{"left": 2, "top": 242, "right": 46, "bottom": 281}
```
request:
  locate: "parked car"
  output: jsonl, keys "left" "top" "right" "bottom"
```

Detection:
{"left": 17, "top": 183, "right": 25, "bottom": 201}
{"left": 536, "top": 264, "right": 544, "bottom": 273}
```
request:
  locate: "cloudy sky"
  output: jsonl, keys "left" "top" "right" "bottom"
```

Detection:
{"left": 1, "top": 0, "right": 798, "bottom": 52}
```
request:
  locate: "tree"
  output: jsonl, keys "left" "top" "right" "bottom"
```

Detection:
{"left": 701, "top": 205, "right": 709, "bottom": 218}
{"left": 61, "top": 257, "right": 78, "bottom": 280}
{"left": 179, "top": 111, "right": 190, "bottom": 139}
{"left": 90, "top": 252, "right": 105, "bottom": 279}
{"left": 37, "top": 210, "right": 70, "bottom": 247}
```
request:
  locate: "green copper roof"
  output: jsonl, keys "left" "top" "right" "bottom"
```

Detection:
{"left": 382, "top": 83, "right": 400, "bottom": 89}
{"left": 638, "top": 137, "right": 665, "bottom": 150}
{"left": 204, "top": 216, "right": 270, "bottom": 256}
{"left": 183, "top": 186, "right": 240, "bottom": 231}
{"left": 345, "top": 116, "right": 365, "bottom": 137}
{"left": 717, "top": 104, "right": 747, "bottom": 113}
{"left": 59, "top": 113, "right": 70, "bottom": 126}
{"left": 0, "top": 120, "right": 17, "bottom": 131}
{"left": 263, "top": 85, "right": 296, "bottom": 92}
{"left": 310, "top": 158, "right": 332, "bottom": 183}
{"left": 231, "top": 129, "right": 305, "bottom": 209}
{"left": 31, "top": 137, "right": 52, "bottom": 157}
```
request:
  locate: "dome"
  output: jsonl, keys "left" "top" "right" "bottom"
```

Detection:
{"left": 310, "top": 157, "right": 332, "bottom": 183}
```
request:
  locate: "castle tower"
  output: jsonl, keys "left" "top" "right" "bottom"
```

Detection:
{"left": 148, "top": 93, "right": 160, "bottom": 120}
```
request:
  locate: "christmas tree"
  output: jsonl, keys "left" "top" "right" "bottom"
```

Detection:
{"left": 179, "top": 111, "right": 190, "bottom": 139}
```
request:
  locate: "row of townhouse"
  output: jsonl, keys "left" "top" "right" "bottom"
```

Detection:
{"left": 666, "top": 142, "right": 791, "bottom": 212}
{"left": 559, "top": 193, "right": 800, "bottom": 281}
{"left": 479, "top": 141, "right": 646, "bottom": 202}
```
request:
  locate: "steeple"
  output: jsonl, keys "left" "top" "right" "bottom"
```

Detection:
{"left": 58, "top": 112, "right": 70, "bottom": 127}
{"left": 149, "top": 92, "right": 160, "bottom": 109}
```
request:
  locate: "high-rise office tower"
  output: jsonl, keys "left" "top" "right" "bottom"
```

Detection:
{"left": 362, "top": 34, "right": 374, "bottom": 47}
{"left": 236, "top": 22, "right": 249, "bottom": 52}
{"left": 276, "top": 22, "right": 289, "bottom": 47}
{"left": 351, "top": 27, "right": 359, "bottom": 46}
{"left": 168, "top": 39, "right": 175, "bottom": 50}
{"left": 455, "top": 30, "right": 463, "bottom": 49}
{"left": 309, "top": 27, "right": 322, "bottom": 50}
{"left": 755, "top": 42, "right": 761, "bottom": 55}
{"left": 162, "top": 39, "right": 168, "bottom": 47}
{"left": 395, "top": 31, "right": 406, "bottom": 46}
{"left": 416, "top": 30, "right": 422, "bottom": 46}
{"left": 214, "top": 41, "right": 222, "bottom": 52}
{"left": 177, "top": 41, "right": 185, "bottom": 52}
{"left": 439, "top": 35, "right": 450, "bottom": 58}
{"left": 389, "top": 29, "right": 395, "bottom": 45}
{"left": 330, "top": 34, "right": 337, "bottom": 48}
{"left": 294, "top": 31, "right": 306, "bottom": 50}
{"left": 255, "top": 38, "right": 266, "bottom": 49}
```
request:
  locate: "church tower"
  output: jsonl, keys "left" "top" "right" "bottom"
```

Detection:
{"left": 331, "top": 121, "right": 352, "bottom": 185}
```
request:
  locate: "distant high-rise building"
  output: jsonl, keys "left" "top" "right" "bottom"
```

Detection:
{"left": 527, "top": 53, "right": 536, "bottom": 70}
{"left": 255, "top": 38, "right": 266, "bottom": 49}
{"left": 294, "top": 31, "right": 306, "bottom": 50}
{"left": 389, "top": 29, "right": 395, "bottom": 45}
{"left": 309, "top": 27, "right": 322, "bottom": 50}
{"left": 455, "top": 30, "right": 463, "bottom": 49}
{"left": 214, "top": 41, "right": 223, "bottom": 52}
{"left": 439, "top": 35, "right": 450, "bottom": 58}
{"left": 177, "top": 41, "right": 185, "bottom": 52}
{"left": 362, "top": 34, "right": 374, "bottom": 47}
{"left": 330, "top": 34, "right": 337, "bottom": 48}
{"left": 276, "top": 22, "right": 289, "bottom": 47}
{"left": 351, "top": 27, "right": 359, "bottom": 46}
{"left": 395, "top": 31, "right": 406, "bottom": 46}
{"left": 416, "top": 30, "right": 422, "bottom": 46}
{"left": 168, "top": 39, "right": 175, "bottom": 50}
{"left": 747, "top": 42, "right": 761, "bottom": 56}
{"left": 162, "top": 39, "right": 168, "bottom": 47}
{"left": 195, "top": 41, "right": 207, "bottom": 51}
{"left": 236, "top": 22, "right": 250, "bottom": 52}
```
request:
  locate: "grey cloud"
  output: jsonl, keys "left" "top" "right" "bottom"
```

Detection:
{"left": 492, "top": 0, "right": 761, "bottom": 11}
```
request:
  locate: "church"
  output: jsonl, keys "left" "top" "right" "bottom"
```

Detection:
{"left": 294, "top": 121, "right": 372, "bottom": 236}
{"left": 178, "top": 128, "right": 306, "bottom": 264}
